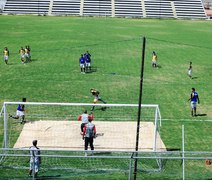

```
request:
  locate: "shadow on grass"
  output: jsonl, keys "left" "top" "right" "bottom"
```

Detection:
{"left": 156, "top": 65, "right": 162, "bottom": 68}
{"left": 196, "top": 113, "right": 207, "bottom": 117}
{"left": 85, "top": 66, "right": 97, "bottom": 74}
{"left": 37, "top": 175, "right": 61, "bottom": 179}
{"left": 166, "top": 148, "right": 181, "bottom": 151}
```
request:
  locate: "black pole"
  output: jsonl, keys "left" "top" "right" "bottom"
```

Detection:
{"left": 133, "top": 36, "right": 146, "bottom": 180}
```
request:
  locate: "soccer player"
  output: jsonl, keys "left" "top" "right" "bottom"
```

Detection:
{"left": 3, "top": 47, "right": 9, "bottom": 65}
{"left": 19, "top": 47, "right": 25, "bottom": 64}
{"left": 188, "top": 61, "right": 192, "bottom": 79}
{"left": 78, "top": 110, "right": 94, "bottom": 133}
{"left": 9, "top": 98, "right": 27, "bottom": 124}
{"left": 29, "top": 140, "right": 41, "bottom": 178}
{"left": 84, "top": 51, "right": 91, "bottom": 72}
{"left": 152, "top": 51, "right": 157, "bottom": 68}
{"left": 79, "top": 54, "right": 85, "bottom": 73}
{"left": 90, "top": 88, "right": 107, "bottom": 111}
{"left": 82, "top": 118, "right": 96, "bottom": 155}
{"left": 188, "top": 88, "right": 200, "bottom": 117}
{"left": 27, "top": 45, "right": 31, "bottom": 61}
{"left": 24, "top": 46, "right": 30, "bottom": 63}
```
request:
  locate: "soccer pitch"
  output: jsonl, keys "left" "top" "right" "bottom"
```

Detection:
{"left": 0, "top": 15, "right": 212, "bottom": 179}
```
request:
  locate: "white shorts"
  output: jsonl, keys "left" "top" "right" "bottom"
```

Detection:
{"left": 4, "top": 56, "right": 9, "bottom": 61}
{"left": 152, "top": 60, "right": 156, "bottom": 65}
{"left": 16, "top": 110, "right": 24, "bottom": 117}
{"left": 25, "top": 53, "right": 29, "bottom": 58}
{"left": 188, "top": 70, "right": 192, "bottom": 76}
{"left": 80, "top": 63, "right": 85, "bottom": 68}
{"left": 85, "top": 62, "right": 91, "bottom": 67}
{"left": 190, "top": 101, "right": 197, "bottom": 109}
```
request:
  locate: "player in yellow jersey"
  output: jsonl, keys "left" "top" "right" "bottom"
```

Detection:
{"left": 152, "top": 51, "right": 157, "bottom": 68}
{"left": 90, "top": 88, "right": 107, "bottom": 111}
{"left": 3, "top": 47, "right": 9, "bottom": 65}
{"left": 25, "top": 46, "right": 30, "bottom": 63}
{"left": 19, "top": 47, "right": 25, "bottom": 64}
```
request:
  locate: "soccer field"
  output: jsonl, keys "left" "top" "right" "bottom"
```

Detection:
{"left": 0, "top": 15, "right": 212, "bottom": 179}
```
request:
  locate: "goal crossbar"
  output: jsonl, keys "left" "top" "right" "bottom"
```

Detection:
{"left": 4, "top": 102, "right": 159, "bottom": 108}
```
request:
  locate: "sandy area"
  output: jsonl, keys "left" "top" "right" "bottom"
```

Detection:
{"left": 14, "top": 121, "right": 166, "bottom": 151}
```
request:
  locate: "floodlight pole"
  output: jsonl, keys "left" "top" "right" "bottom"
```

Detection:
{"left": 133, "top": 36, "right": 146, "bottom": 180}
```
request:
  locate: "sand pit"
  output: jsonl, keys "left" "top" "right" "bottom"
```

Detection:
{"left": 14, "top": 121, "right": 166, "bottom": 151}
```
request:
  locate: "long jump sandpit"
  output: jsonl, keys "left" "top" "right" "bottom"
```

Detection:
{"left": 14, "top": 121, "right": 166, "bottom": 151}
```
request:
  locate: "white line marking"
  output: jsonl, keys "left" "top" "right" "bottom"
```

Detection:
{"left": 163, "top": 119, "right": 212, "bottom": 122}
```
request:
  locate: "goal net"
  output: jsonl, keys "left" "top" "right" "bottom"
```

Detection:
{"left": 1, "top": 102, "right": 164, "bottom": 152}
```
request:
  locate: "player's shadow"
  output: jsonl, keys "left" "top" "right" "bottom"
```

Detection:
{"left": 191, "top": 77, "right": 198, "bottom": 79}
{"left": 30, "top": 58, "right": 37, "bottom": 62}
{"left": 95, "top": 107, "right": 108, "bottom": 111}
{"left": 156, "top": 65, "right": 162, "bottom": 68}
{"left": 196, "top": 113, "right": 207, "bottom": 117}
{"left": 37, "top": 175, "right": 61, "bottom": 179}
{"left": 85, "top": 66, "right": 97, "bottom": 74}
{"left": 166, "top": 148, "right": 181, "bottom": 151}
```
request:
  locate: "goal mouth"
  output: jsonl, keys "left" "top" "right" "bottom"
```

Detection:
{"left": 2, "top": 102, "right": 163, "bottom": 152}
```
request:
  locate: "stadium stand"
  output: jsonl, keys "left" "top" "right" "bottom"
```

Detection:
{"left": 174, "top": 0, "right": 206, "bottom": 19}
{"left": 83, "top": 0, "right": 112, "bottom": 16}
{"left": 52, "top": 0, "right": 81, "bottom": 16}
{"left": 115, "top": 0, "right": 143, "bottom": 17}
{"left": 2, "top": 0, "right": 207, "bottom": 19}
{"left": 145, "top": 0, "right": 174, "bottom": 18}
{"left": 3, "top": 0, "right": 50, "bottom": 15}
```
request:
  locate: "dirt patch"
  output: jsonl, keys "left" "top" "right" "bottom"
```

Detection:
{"left": 14, "top": 121, "right": 166, "bottom": 151}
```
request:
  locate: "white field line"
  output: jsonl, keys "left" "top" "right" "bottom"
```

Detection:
{"left": 163, "top": 119, "right": 212, "bottom": 122}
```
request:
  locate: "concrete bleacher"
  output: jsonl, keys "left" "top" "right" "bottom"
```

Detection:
{"left": 83, "top": 0, "right": 111, "bottom": 16}
{"left": 2, "top": 0, "right": 206, "bottom": 19}
{"left": 52, "top": 0, "right": 81, "bottom": 15}
{"left": 145, "top": 0, "right": 174, "bottom": 18}
{"left": 174, "top": 0, "right": 206, "bottom": 19}
{"left": 115, "top": 0, "right": 143, "bottom": 17}
{"left": 3, "top": 0, "right": 50, "bottom": 14}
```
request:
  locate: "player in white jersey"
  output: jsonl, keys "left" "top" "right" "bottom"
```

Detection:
{"left": 29, "top": 140, "right": 41, "bottom": 178}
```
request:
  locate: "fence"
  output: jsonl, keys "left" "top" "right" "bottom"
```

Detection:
{"left": 0, "top": 149, "right": 211, "bottom": 179}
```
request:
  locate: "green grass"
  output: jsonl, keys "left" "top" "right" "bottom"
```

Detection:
{"left": 0, "top": 15, "right": 212, "bottom": 179}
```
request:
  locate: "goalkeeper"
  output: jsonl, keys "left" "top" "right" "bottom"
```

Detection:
{"left": 90, "top": 88, "right": 106, "bottom": 111}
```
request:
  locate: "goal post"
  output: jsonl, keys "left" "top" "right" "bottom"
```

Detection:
{"left": 2, "top": 102, "right": 162, "bottom": 151}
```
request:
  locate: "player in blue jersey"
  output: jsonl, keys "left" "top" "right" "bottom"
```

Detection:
{"left": 79, "top": 54, "right": 85, "bottom": 74}
{"left": 9, "top": 98, "right": 27, "bottom": 124}
{"left": 188, "top": 88, "right": 200, "bottom": 116}
{"left": 84, "top": 51, "right": 91, "bottom": 72}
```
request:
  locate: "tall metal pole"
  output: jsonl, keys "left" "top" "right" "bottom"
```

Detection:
{"left": 133, "top": 36, "right": 146, "bottom": 180}
{"left": 182, "top": 125, "right": 185, "bottom": 180}
{"left": 3, "top": 103, "right": 7, "bottom": 148}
